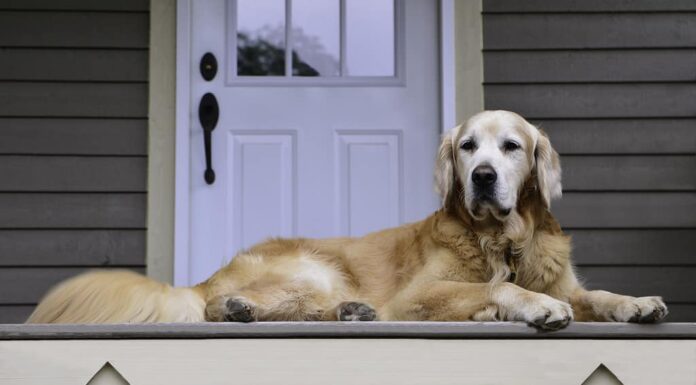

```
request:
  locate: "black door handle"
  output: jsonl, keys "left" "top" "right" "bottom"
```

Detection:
{"left": 199, "top": 92, "right": 219, "bottom": 184}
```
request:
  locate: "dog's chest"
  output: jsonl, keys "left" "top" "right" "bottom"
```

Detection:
{"left": 513, "top": 253, "right": 566, "bottom": 292}
{"left": 439, "top": 248, "right": 499, "bottom": 283}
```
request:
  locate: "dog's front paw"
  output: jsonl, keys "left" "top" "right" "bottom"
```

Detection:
{"left": 611, "top": 296, "right": 668, "bottom": 323}
{"left": 524, "top": 294, "right": 573, "bottom": 331}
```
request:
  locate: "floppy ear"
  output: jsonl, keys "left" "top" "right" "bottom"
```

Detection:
{"left": 435, "top": 126, "right": 459, "bottom": 207}
{"left": 534, "top": 129, "right": 562, "bottom": 208}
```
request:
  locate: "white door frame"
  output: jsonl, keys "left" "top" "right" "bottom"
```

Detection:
{"left": 173, "top": 0, "right": 458, "bottom": 286}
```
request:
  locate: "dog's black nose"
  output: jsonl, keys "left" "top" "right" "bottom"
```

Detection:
{"left": 472, "top": 165, "right": 497, "bottom": 187}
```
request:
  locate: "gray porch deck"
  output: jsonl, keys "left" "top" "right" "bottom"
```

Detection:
{"left": 2, "top": 321, "right": 696, "bottom": 340}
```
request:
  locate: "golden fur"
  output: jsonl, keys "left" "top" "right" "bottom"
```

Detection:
{"left": 27, "top": 111, "right": 667, "bottom": 328}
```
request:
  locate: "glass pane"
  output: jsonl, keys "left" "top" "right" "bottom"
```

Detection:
{"left": 291, "top": 0, "right": 340, "bottom": 77}
{"left": 236, "top": 0, "right": 286, "bottom": 76}
{"left": 345, "top": 0, "right": 395, "bottom": 77}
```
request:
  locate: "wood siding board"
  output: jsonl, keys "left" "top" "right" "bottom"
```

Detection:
{"left": 484, "top": 84, "right": 696, "bottom": 118}
{"left": 0, "top": 305, "right": 34, "bottom": 324}
{"left": 535, "top": 119, "right": 696, "bottom": 155}
{"left": 0, "top": 83, "right": 148, "bottom": 118}
{"left": 577, "top": 266, "right": 696, "bottom": 302}
{"left": 0, "top": 267, "right": 145, "bottom": 304}
{"left": 0, "top": 118, "right": 147, "bottom": 155}
{"left": 661, "top": 304, "right": 696, "bottom": 322}
{"left": 484, "top": 0, "right": 696, "bottom": 13}
{"left": 553, "top": 192, "right": 696, "bottom": 228}
{"left": 0, "top": 193, "right": 146, "bottom": 229}
{"left": 561, "top": 155, "right": 696, "bottom": 191}
{"left": 0, "top": 156, "right": 147, "bottom": 192}
{"left": 0, "top": 1, "right": 150, "bottom": 317}
{"left": 483, "top": 13, "right": 696, "bottom": 49}
{"left": 0, "top": 48, "right": 148, "bottom": 82}
{"left": 0, "top": 230, "right": 145, "bottom": 266}
{"left": 0, "top": 0, "right": 149, "bottom": 12}
{"left": 568, "top": 229, "right": 696, "bottom": 265}
{"left": 484, "top": 50, "right": 696, "bottom": 83}
{"left": 0, "top": 11, "right": 149, "bottom": 48}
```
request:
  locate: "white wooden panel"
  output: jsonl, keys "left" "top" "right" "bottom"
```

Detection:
{"left": 227, "top": 132, "right": 296, "bottom": 255}
{"left": 1, "top": 339, "right": 694, "bottom": 385}
{"left": 335, "top": 131, "right": 402, "bottom": 236}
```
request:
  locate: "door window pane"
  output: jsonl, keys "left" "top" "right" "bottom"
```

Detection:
{"left": 232, "top": 0, "right": 398, "bottom": 81}
{"left": 345, "top": 0, "right": 395, "bottom": 76}
{"left": 291, "top": 0, "right": 340, "bottom": 77}
{"left": 236, "top": 0, "right": 286, "bottom": 76}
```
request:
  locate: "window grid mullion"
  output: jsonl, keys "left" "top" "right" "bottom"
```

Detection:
{"left": 339, "top": 0, "right": 347, "bottom": 77}
{"left": 285, "top": 0, "right": 293, "bottom": 77}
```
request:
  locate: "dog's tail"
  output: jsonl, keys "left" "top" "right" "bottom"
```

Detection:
{"left": 25, "top": 270, "right": 206, "bottom": 324}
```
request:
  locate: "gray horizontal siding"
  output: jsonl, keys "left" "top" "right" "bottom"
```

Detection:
{"left": 0, "top": 48, "right": 148, "bottom": 81}
{"left": 0, "top": 11, "right": 149, "bottom": 48}
{"left": 0, "top": 156, "right": 147, "bottom": 192}
{"left": 0, "top": 118, "right": 147, "bottom": 155}
{"left": 0, "top": 193, "right": 146, "bottom": 229}
{"left": 0, "top": 83, "right": 148, "bottom": 117}
{"left": 0, "top": 1, "right": 149, "bottom": 322}
{"left": 0, "top": 230, "right": 145, "bottom": 266}
{"left": 578, "top": 267, "right": 696, "bottom": 302}
{"left": 554, "top": 193, "right": 696, "bottom": 228}
{"left": 0, "top": 267, "right": 145, "bottom": 304}
{"left": 0, "top": 0, "right": 148, "bottom": 11}
{"left": 483, "top": 1, "right": 696, "bottom": 321}
{"left": 535, "top": 119, "right": 696, "bottom": 155}
{"left": 0, "top": 305, "right": 34, "bottom": 324}
{"left": 569, "top": 229, "right": 696, "bottom": 265}
{"left": 663, "top": 305, "right": 696, "bottom": 322}
{"left": 485, "top": 50, "right": 696, "bottom": 83}
{"left": 484, "top": 0, "right": 696, "bottom": 13}
{"left": 484, "top": 84, "right": 696, "bottom": 118}
{"left": 561, "top": 156, "right": 696, "bottom": 191}
{"left": 484, "top": 13, "right": 696, "bottom": 49}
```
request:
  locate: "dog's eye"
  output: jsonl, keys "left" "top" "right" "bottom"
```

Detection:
{"left": 460, "top": 140, "right": 475, "bottom": 151}
{"left": 503, "top": 140, "right": 520, "bottom": 152}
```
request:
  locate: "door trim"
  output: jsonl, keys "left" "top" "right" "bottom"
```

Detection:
{"left": 440, "top": 0, "right": 456, "bottom": 133}
{"left": 173, "top": 0, "right": 474, "bottom": 286}
{"left": 147, "top": 0, "right": 176, "bottom": 284}
{"left": 174, "top": 0, "right": 193, "bottom": 286}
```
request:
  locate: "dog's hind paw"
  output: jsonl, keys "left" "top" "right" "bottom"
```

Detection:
{"left": 205, "top": 295, "right": 258, "bottom": 322}
{"left": 338, "top": 301, "right": 377, "bottom": 321}
{"left": 223, "top": 297, "right": 258, "bottom": 323}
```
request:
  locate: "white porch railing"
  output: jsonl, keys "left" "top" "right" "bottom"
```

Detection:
{"left": 1, "top": 322, "right": 695, "bottom": 385}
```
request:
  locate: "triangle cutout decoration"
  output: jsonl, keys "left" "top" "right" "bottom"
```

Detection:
{"left": 85, "top": 361, "right": 130, "bottom": 385}
{"left": 581, "top": 363, "right": 624, "bottom": 385}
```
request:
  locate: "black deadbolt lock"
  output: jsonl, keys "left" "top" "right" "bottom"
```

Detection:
{"left": 200, "top": 52, "right": 217, "bottom": 81}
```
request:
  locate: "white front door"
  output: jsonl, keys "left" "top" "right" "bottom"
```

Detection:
{"left": 177, "top": 0, "right": 442, "bottom": 285}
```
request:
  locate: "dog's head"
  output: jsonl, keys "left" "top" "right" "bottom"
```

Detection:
{"left": 436, "top": 110, "right": 561, "bottom": 221}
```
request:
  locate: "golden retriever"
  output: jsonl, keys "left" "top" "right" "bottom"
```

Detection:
{"left": 27, "top": 110, "right": 667, "bottom": 329}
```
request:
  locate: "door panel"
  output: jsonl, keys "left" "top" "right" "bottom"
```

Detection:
{"left": 227, "top": 132, "right": 296, "bottom": 250}
{"left": 336, "top": 131, "right": 402, "bottom": 236}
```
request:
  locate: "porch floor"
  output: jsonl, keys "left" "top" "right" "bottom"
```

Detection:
{"left": 2, "top": 321, "right": 695, "bottom": 340}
